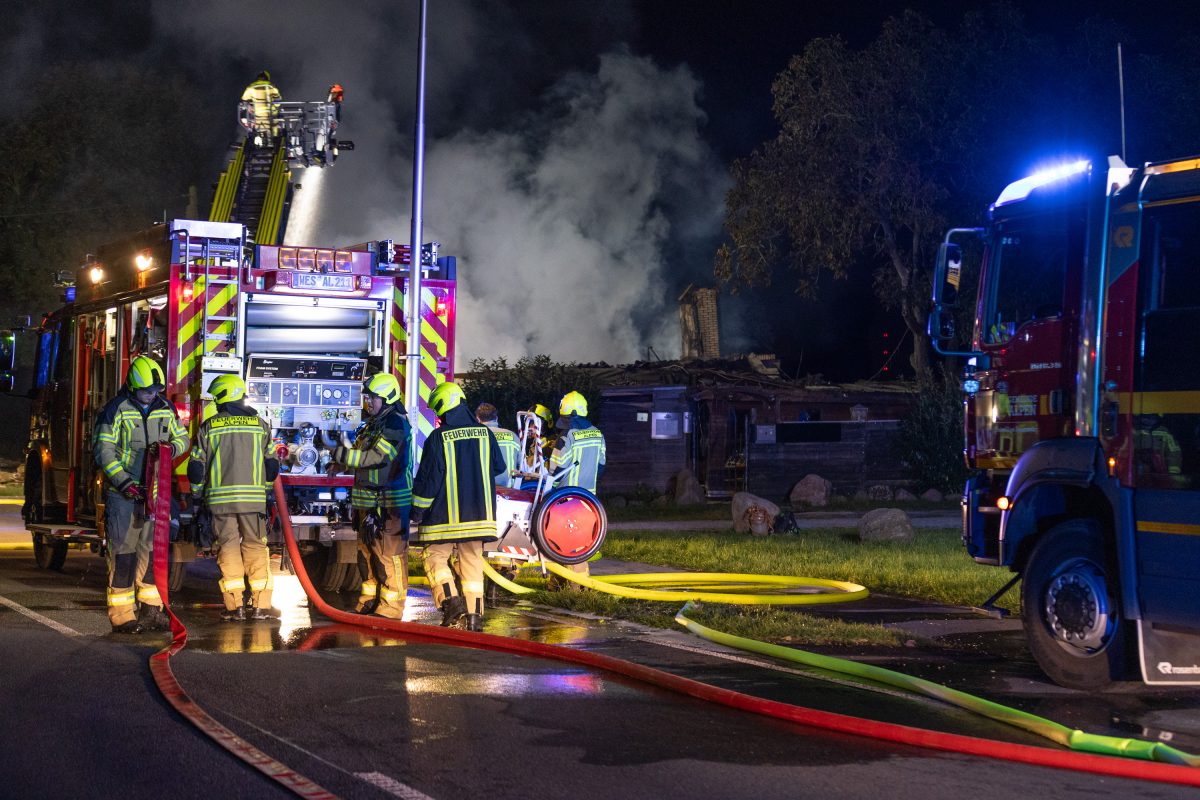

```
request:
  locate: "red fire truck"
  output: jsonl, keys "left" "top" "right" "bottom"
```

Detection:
{"left": 12, "top": 218, "right": 456, "bottom": 592}
{"left": 930, "top": 155, "right": 1200, "bottom": 689}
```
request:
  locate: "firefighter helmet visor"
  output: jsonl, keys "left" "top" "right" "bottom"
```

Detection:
{"left": 429, "top": 381, "right": 466, "bottom": 416}
{"left": 363, "top": 373, "right": 402, "bottom": 405}
{"left": 127, "top": 356, "right": 165, "bottom": 392}
{"left": 208, "top": 374, "right": 247, "bottom": 405}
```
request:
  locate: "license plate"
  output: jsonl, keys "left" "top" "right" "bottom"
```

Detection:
{"left": 291, "top": 272, "right": 355, "bottom": 292}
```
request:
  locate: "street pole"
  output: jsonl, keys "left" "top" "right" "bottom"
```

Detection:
{"left": 405, "top": 0, "right": 428, "bottom": 462}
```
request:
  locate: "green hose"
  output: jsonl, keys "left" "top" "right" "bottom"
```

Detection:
{"left": 482, "top": 560, "right": 1200, "bottom": 767}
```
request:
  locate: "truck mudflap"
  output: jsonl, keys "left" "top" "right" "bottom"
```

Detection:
{"left": 1139, "top": 620, "right": 1200, "bottom": 685}
{"left": 962, "top": 473, "right": 998, "bottom": 563}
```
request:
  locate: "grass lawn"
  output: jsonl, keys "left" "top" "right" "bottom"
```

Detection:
{"left": 603, "top": 498, "right": 959, "bottom": 524}
{"left": 494, "top": 526, "right": 1019, "bottom": 649}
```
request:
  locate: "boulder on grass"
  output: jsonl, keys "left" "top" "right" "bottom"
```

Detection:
{"left": 857, "top": 508, "right": 915, "bottom": 543}
{"left": 866, "top": 484, "right": 893, "bottom": 501}
{"left": 674, "top": 468, "right": 706, "bottom": 506}
{"left": 894, "top": 488, "right": 917, "bottom": 502}
{"left": 920, "top": 488, "right": 944, "bottom": 502}
{"left": 789, "top": 474, "right": 832, "bottom": 508}
{"left": 732, "top": 492, "right": 780, "bottom": 534}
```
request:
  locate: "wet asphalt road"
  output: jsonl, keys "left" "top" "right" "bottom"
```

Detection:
{"left": 1, "top": 504, "right": 1198, "bottom": 798}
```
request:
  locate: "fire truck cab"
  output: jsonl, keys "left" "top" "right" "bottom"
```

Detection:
{"left": 14, "top": 218, "right": 456, "bottom": 591}
{"left": 930, "top": 155, "right": 1200, "bottom": 689}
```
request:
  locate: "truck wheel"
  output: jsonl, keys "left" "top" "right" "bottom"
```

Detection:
{"left": 32, "top": 533, "right": 67, "bottom": 571}
{"left": 1021, "top": 520, "right": 1128, "bottom": 690}
{"left": 167, "top": 559, "right": 185, "bottom": 593}
{"left": 532, "top": 486, "right": 607, "bottom": 566}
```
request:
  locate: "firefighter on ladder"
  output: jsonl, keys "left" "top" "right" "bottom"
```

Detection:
{"left": 475, "top": 402, "right": 520, "bottom": 488}
{"left": 330, "top": 373, "right": 412, "bottom": 618}
{"left": 188, "top": 375, "right": 279, "bottom": 622}
{"left": 94, "top": 355, "right": 189, "bottom": 633}
{"left": 241, "top": 70, "right": 282, "bottom": 145}
{"left": 412, "top": 382, "right": 505, "bottom": 631}
{"left": 547, "top": 390, "right": 606, "bottom": 584}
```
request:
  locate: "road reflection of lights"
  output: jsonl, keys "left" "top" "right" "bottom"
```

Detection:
{"left": 405, "top": 671, "right": 603, "bottom": 696}
{"left": 271, "top": 567, "right": 313, "bottom": 642}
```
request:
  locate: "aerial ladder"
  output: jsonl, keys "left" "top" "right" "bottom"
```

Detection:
{"left": 209, "top": 83, "right": 353, "bottom": 245}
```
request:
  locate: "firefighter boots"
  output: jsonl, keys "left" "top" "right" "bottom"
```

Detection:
{"left": 137, "top": 604, "right": 171, "bottom": 632}
{"left": 464, "top": 614, "right": 483, "bottom": 632}
{"left": 111, "top": 620, "right": 142, "bottom": 634}
{"left": 440, "top": 595, "right": 467, "bottom": 627}
{"left": 220, "top": 607, "right": 246, "bottom": 622}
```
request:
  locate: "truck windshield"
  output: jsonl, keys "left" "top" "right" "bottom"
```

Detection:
{"left": 985, "top": 214, "right": 1073, "bottom": 343}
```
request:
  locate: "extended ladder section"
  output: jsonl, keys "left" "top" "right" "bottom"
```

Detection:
{"left": 209, "top": 98, "right": 351, "bottom": 247}
{"left": 209, "top": 140, "right": 290, "bottom": 246}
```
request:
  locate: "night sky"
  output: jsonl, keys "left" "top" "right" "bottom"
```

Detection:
{"left": 4, "top": 1, "right": 1198, "bottom": 380}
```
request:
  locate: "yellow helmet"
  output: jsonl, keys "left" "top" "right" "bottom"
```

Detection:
{"left": 429, "top": 381, "right": 466, "bottom": 416}
{"left": 559, "top": 391, "right": 587, "bottom": 417}
{"left": 363, "top": 372, "right": 402, "bottom": 405}
{"left": 127, "top": 355, "right": 165, "bottom": 392}
{"left": 201, "top": 400, "right": 218, "bottom": 424}
{"left": 532, "top": 403, "right": 554, "bottom": 428}
{"left": 209, "top": 374, "right": 247, "bottom": 404}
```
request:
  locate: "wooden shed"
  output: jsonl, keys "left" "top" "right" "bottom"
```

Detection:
{"left": 595, "top": 362, "right": 917, "bottom": 501}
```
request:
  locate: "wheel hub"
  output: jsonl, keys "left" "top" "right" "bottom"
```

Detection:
{"left": 1044, "top": 560, "right": 1111, "bottom": 652}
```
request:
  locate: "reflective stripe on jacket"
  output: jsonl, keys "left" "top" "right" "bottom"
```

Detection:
{"left": 334, "top": 404, "right": 412, "bottom": 510}
{"left": 549, "top": 420, "right": 606, "bottom": 493}
{"left": 411, "top": 405, "right": 505, "bottom": 544}
{"left": 94, "top": 390, "right": 189, "bottom": 491}
{"left": 189, "top": 401, "right": 272, "bottom": 514}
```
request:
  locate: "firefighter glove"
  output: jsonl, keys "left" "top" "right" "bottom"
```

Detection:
{"left": 195, "top": 508, "right": 215, "bottom": 550}
{"left": 361, "top": 512, "right": 383, "bottom": 546}
{"left": 121, "top": 482, "right": 147, "bottom": 502}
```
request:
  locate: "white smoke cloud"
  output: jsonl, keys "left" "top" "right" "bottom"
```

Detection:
{"left": 426, "top": 52, "right": 726, "bottom": 365}
{"left": 152, "top": 1, "right": 728, "bottom": 367}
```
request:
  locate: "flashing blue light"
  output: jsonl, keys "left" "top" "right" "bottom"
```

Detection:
{"left": 64, "top": 286, "right": 76, "bottom": 303}
{"left": 994, "top": 159, "right": 1090, "bottom": 207}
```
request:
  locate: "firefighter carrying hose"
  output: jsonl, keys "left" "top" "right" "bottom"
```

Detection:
{"left": 475, "top": 402, "right": 519, "bottom": 488}
{"left": 548, "top": 390, "right": 606, "bottom": 583}
{"left": 94, "top": 355, "right": 189, "bottom": 633}
{"left": 188, "top": 375, "right": 279, "bottom": 622}
{"left": 412, "top": 382, "right": 505, "bottom": 631}
{"left": 330, "top": 373, "right": 412, "bottom": 618}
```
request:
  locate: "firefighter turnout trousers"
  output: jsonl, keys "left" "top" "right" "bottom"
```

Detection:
{"left": 423, "top": 540, "right": 486, "bottom": 620}
{"left": 355, "top": 508, "right": 409, "bottom": 618}
{"left": 104, "top": 491, "right": 162, "bottom": 626}
{"left": 214, "top": 512, "right": 272, "bottom": 611}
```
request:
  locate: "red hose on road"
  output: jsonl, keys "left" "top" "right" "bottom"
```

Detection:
{"left": 146, "top": 445, "right": 338, "bottom": 799}
{"left": 272, "top": 479, "right": 1200, "bottom": 789}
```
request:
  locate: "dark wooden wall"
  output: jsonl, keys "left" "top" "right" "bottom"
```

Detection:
{"left": 597, "top": 388, "right": 688, "bottom": 494}
{"left": 746, "top": 421, "right": 907, "bottom": 501}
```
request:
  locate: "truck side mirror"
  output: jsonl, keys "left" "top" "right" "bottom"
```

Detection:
{"left": 933, "top": 242, "right": 963, "bottom": 308}
{"left": 928, "top": 308, "right": 956, "bottom": 343}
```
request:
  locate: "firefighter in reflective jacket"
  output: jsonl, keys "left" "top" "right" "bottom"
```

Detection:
{"left": 412, "top": 382, "right": 505, "bottom": 631}
{"left": 241, "top": 70, "right": 282, "bottom": 140}
{"left": 93, "top": 356, "right": 190, "bottom": 633}
{"left": 548, "top": 391, "right": 605, "bottom": 582}
{"left": 475, "top": 402, "right": 519, "bottom": 488}
{"left": 331, "top": 373, "right": 412, "bottom": 618}
{"left": 188, "top": 375, "right": 279, "bottom": 621}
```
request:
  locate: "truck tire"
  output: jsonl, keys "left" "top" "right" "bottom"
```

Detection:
{"left": 167, "top": 559, "right": 185, "bottom": 593}
{"left": 1021, "top": 520, "right": 1128, "bottom": 690}
{"left": 32, "top": 533, "right": 67, "bottom": 571}
{"left": 531, "top": 486, "right": 607, "bottom": 566}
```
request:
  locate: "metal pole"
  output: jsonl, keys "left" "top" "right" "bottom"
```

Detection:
{"left": 1117, "top": 43, "right": 1127, "bottom": 163}
{"left": 405, "top": 0, "right": 428, "bottom": 459}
